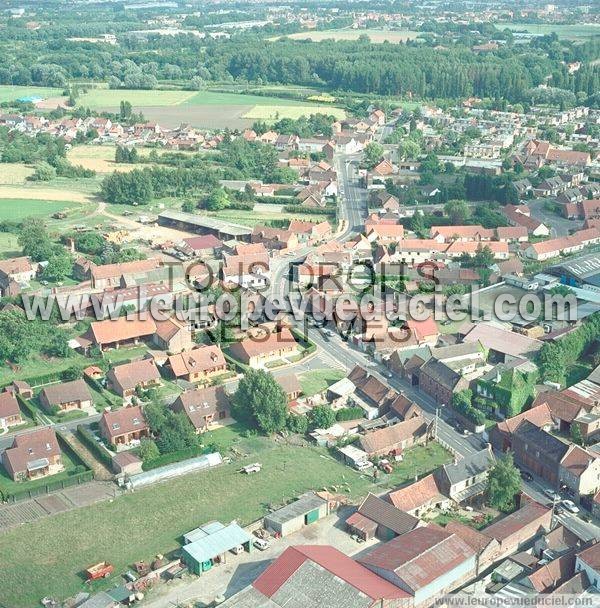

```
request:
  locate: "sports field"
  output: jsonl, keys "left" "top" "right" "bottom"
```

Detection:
{"left": 500, "top": 22, "right": 599, "bottom": 40}
{"left": 275, "top": 28, "right": 421, "bottom": 43}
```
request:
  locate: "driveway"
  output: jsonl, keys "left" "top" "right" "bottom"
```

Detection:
{"left": 140, "top": 508, "right": 379, "bottom": 608}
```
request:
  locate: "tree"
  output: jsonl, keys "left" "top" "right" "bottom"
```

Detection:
{"left": 139, "top": 438, "right": 160, "bottom": 462}
{"left": 363, "top": 142, "right": 384, "bottom": 170}
{"left": 570, "top": 424, "right": 584, "bottom": 446}
{"left": 444, "top": 199, "right": 470, "bottom": 224}
{"left": 42, "top": 250, "right": 73, "bottom": 282}
{"left": 18, "top": 217, "right": 54, "bottom": 261}
{"left": 287, "top": 413, "right": 308, "bottom": 434}
{"left": 205, "top": 187, "right": 229, "bottom": 211}
{"left": 233, "top": 369, "right": 287, "bottom": 434}
{"left": 486, "top": 453, "right": 521, "bottom": 512}
{"left": 30, "top": 161, "right": 56, "bottom": 181}
{"left": 398, "top": 138, "right": 420, "bottom": 160}
{"left": 309, "top": 405, "right": 336, "bottom": 430}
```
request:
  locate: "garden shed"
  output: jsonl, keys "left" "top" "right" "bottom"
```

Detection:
{"left": 263, "top": 492, "right": 329, "bottom": 537}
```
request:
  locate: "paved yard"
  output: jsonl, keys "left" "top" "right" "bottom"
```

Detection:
{"left": 141, "top": 506, "right": 379, "bottom": 608}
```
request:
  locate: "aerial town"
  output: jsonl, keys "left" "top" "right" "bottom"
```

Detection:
{"left": 0, "top": 0, "right": 599, "bottom": 607}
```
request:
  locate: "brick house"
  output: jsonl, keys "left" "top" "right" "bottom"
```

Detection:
{"left": 2, "top": 427, "right": 63, "bottom": 481}
{"left": 489, "top": 403, "right": 554, "bottom": 452}
{"left": 38, "top": 379, "right": 93, "bottom": 414}
{"left": 152, "top": 317, "right": 193, "bottom": 353}
{"left": 170, "top": 385, "right": 231, "bottom": 433}
{"left": 0, "top": 392, "right": 22, "bottom": 429}
{"left": 229, "top": 328, "right": 298, "bottom": 368}
{"left": 358, "top": 416, "right": 430, "bottom": 457}
{"left": 99, "top": 405, "right": 149, "bottom": 446}
{"left": 417, "top": 359, "right": 471, "bottom": 405}
{"left": 0, "top": 256, "right": 36, "bottom": 293}
{"left": 558, "top": 445, "right": 600, "bottom": 499}
{"left": 167, "top": 345, "right": 227, "bottom": 384}
{"left": 107, "top": 359, "right": 161, "bottom": 397}
{"left": 511, "top": 421, "right": 569, "bottom": 487}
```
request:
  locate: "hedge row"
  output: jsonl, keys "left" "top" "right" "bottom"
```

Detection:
{"left": 283, "top": 205, "right": 335, "bottom": 216}
{"left": 76, "top": 424, "right": 113, "bottom": 468}
{"left": 142, "top": 445, "right": 208, "bottom": 471}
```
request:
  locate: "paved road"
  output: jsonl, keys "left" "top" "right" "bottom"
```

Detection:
{"left": 528, "top": 198, "right": 583, "bottom": 237}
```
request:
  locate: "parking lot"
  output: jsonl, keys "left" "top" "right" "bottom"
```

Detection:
{"left": 141, "top": 506, "right": 379, "bottom": 608}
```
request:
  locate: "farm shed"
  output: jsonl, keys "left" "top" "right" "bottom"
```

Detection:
{"left": 263, "top": 492, "right": 329, "bottom": 537}
{"left": 181, "top": 521, "right": 253, "bottom": 575}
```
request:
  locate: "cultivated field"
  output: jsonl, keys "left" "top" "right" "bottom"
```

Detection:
{"left": 66, "top": 145, "right": 141, "bottom": 174}
{"left": 0, "top": 163, "right": 35, "bottom": 185}
{"left": 500, "top": 22, "right": 600, "bottom": 40}
{"left": 243, "top": 104, "right": 345, "bottom": 121}
{"left": 76, "top": 87, "right": 196, "bottom": 109}
{"left": 0, "top": 441, "right": 451, "bottom": 607}
{"left": 276, "top": 28, "right": 421, "bottom": 43}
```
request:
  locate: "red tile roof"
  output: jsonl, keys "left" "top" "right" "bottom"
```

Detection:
{"left": 168, "top": 345, "right": 226, "bottom": 377}
{"left": 3, "top": 427, "right": 61, "bottom": 475}
{"left": 483, "top": 500, "right": 550, "bottom": 542}
{"left": 358, "top": 526, "right": 475, "bottom": 592}
{"left": 578, "top": 542, "right": 600, "bottom": 571}
{"left": 254, "top": 545, "right": 409, "bottom": 600}
{"left": 101, "top": 405, "right": 148, "bottom": 439}
{"left": 89, "top": 315, "right": 156, "bottom": 346}
{"left": 386, "top": 473, "right": 444, "bottom": 512}
{"left": 0, "top": 391, "right": 20, "bottom": 419}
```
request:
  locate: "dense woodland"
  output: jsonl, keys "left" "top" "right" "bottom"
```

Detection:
{"left": 0, "top": 3, "right": 598, "bottom": 105}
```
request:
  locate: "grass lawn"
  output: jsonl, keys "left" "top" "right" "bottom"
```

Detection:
{"left": 0, "top": 163, "right": 35, "bottom": 185}
{"left": 185, "top": 90, "right": 336, "bottom": 108}
{"left": 299, "top": 369, "right": 346, "bottom": 397}
{"left": 0, "top": 231, "right": 20, "bottom": 257}
{"left": 0, "top": 198, "right": 77, "bottom": 221}
{"left": 0, "top": 440, "right": 450, "bottom": 607}
{"left": 0, "top": 85, "right": 62, "bottom": 104}
{"left": 210, "top": 208, "right": 333, "bottom": 227}
{"left": 103, "top": 346, "right": 149, "bottom": 366}
{"left": 0, "top": 353, "right": 91, "bottom": 386}
{"left": 0, "top": 448, "right": 79, "bottom": 496}
{"left": 67, "top": 145, "right": 141, "bottom": 174}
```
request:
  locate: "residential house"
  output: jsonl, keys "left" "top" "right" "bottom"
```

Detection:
{"left": 180, "top": 235, "right": 223, "bottom": 257}
{"left": 88, "top": 258, "right": 161, "bottom": 289}
{"left": 38, "top": 380, "right": 93, "bottom": 414}
{"left": 512, "top": 421, "right": 570, "bottom": 486}
{"left": 575, "top": 543, "right": 600, "bottom": 590}
{"left": 167, "top": 345, "right": 227, "bottom": 384}
{"left": 358, "top": 416, "right": 429, "bottom": 457}
{"left": 275, "top": 373, "right": 302, "bottom": 401}
{"left": 417, "top": 359, "right": 471, "bottom": 406}
{"left": 558, "top": 445, "right": 600, "bottom": 499}
{"left": 444, "top": 521, "right": 500, "bottom": 575}
{"left": 2, "top": 427, "right": 63, "bottom": 482}
{"left": 87, "top": 315, "right": 157, "bottom": 350}
{"left": 251, "top": 225, "right": 299, "bottom": 251}
{"left": 229, "top": 327, "right": 298, "bottom": 368}
{"left": 171, "top": 385, "right": 231, "bottom": 432}
{"left": 153, "top": 317, "right": 193, "bottom": 353}
{"left": 483, "top": 497, "right": 552, "bottom": 560}
{"left": 0, "top": 256, "right": 36, "bottom": 294}
{"left": 0, "top": 392, "right": 22, "bottom": 429}
{"left": 434, "top": 446, "right": 495, "bottom": 504}
{"left": 489, "top": 403, "right": 554, "bottom": 452}
{"left": 385, "top": 473, "right": 450, "bottom": 517}
{"left": 346, "top": 493, "right": 420, "bottom": 542}
{"left": 99, "top": 405, "right": 149, "bottom": 447}
{"left": 358, "top": 526, "right": 477, "bottom": 606}
{"left": 106, "top": 359, "right": 161, "bottom": 397}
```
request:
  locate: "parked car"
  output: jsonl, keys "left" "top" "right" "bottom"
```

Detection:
{"left": 562, "top": 500, "right": 579, "bottom": 513}
{"left": 253, "top": 538, "right": 269, "bottom": 551}
{"left": 520, "top": 470, "right": 533, "bottom": 481}
{"left": 544, "top": 488, "right": 561, "bottom": 501}
{"left": 230, "top": 545, "right": 244, "bottom": 555}
{"left": 355, "top": 460, "right": 373, "bottom": 472}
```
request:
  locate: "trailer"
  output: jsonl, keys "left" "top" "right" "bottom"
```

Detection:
{"left": 85, "top": 562, "right": 114, "bottom": 581}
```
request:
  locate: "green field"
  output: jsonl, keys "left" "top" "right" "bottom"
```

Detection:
{"left": 500, "top": 22, "right": 600, "bottom": 40}
{"left": 275, "top": 28, "right": 421, "bottom": 43}
{"left": 0, "top": 440, "right": 451, "bottom": 607}
{"left": 0, "top": 198, "right": 76, "bottom": 221}
{"left": 76, "top": 87, "right": 196, "bottom": 109}
{"left": 0, "top": 85, "right": 62, "bottom": 103}
{"left": 0, "top": 232, "right": 20, "bottom": 256}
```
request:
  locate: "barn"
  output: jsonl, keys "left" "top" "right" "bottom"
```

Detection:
{"left": 263, "top": 492, "right": 329, "bottom": 537}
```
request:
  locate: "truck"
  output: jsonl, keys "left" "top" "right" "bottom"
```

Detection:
{"left": 85, "top": 562, "right": 114, "bottom": 581}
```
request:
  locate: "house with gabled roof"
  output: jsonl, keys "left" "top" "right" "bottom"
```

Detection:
{"left": 170, "top": 385, "right": 231, "bottom": 432}
{"left": 167, "top": 345, "right": 227, "bottom": 384}
{"left": 99, "top": 405, "right": 149, "bottom": 447}
{"left": 2, "top": 427, "right": 63, "bottom": 481}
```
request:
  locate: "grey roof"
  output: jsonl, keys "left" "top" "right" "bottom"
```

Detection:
{"left": 439, "top": 448, "right": 495, "bottom": 486}
{"left": 587, "top": 364, "right": 600, "bottom": 387}
{"left": 264, "top": 492, "right": 326, "bottom": 526}
{"left": 182, "top": 522, "right": 253, "bottom": 563}
{"left": 356, "top": 493, "right": 419, "bottom": 535}
{"left": 40, "top": 379, "right": 92, "bottom": 405}
{"left": 514, "top": 421, "right": 570, "bottom": 464}
{"left": 418, "top": 359, "right": 462, "bottom": 391}
{"left": 430, "top": 342, "right": 482, "bottom": 361}
{"left": 219, "top": 586, "right": 279, "bottom": 608}
{"left": 158, "top": 209, "right": 252, "bottom": 237}
{"left": 270, "top": 560, "right": 373, "bottom": 608}
{"left": 548, "top": 252, "right": 600, "bottom": 282}
{"left": 77, "top": 592, "right": 117, "bottom": 608}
